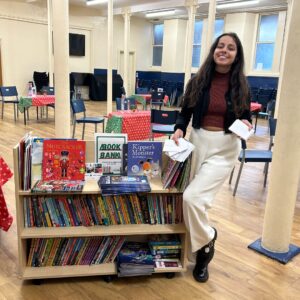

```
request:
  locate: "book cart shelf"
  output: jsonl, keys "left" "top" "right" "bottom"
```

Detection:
{"left": 13, "top": 141, "right": 188, "bottom": 281}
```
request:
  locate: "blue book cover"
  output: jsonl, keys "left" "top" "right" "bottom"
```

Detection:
{"left": 127, "top": 141, "right": 163, "bottom": 179}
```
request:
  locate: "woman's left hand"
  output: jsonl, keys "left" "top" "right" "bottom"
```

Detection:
{"left": 241, "top": 119, "right": 253, "bottom": 130}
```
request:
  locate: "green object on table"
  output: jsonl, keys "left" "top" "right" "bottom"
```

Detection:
{"left": 131, "top": 95, "right": 147, "bottom": 110}
{"left": 18, "top": 97, "right": 32, "bottom": 113}
{"left": 105, "top": 115, "right": 123, "bottom": 133}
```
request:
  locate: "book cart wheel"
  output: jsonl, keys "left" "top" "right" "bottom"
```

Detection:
{"left": 165, "top": 272, "right": 175, "bottom": 279}
{"left": 103, "top": 275, "right": 114, "bottom": 283}
{"left": 32, "top": 279, "right": 43, "bottom": 285}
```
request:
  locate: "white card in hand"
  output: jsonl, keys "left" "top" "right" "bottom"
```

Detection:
{"left": 229, "top": 119, "right": 254, "bottom": 140}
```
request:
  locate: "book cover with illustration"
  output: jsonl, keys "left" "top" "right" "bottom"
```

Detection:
{"left": 31, "top": 138, "right": 44, "bottom": 185}
{"left": 95, "top": 133, "right": 127, "bottom": 175}
{"left": 127, "top": 141, "right": 162, "bottom": 179}
{"left": 42, "top": 140, "right": 86, "bottom": 181}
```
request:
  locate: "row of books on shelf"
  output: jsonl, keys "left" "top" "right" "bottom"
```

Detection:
{"left": 18, "top": 133, "right": 191, "bottom": 194}
{"left": 23, "top": 193, "right": 183, "bottom": 228}
{"left": 27, "top": 236, "right": 125, "bottom": 267}
{"left": 27, "top": 235, "right": 183, "bottom": 273}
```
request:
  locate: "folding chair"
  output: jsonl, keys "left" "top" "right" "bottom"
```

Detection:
{"left": 0, "top": 86, "right": 19, "bottom": 121}
{"left": 71, "top": 99, "right": 105, "bottom": 140}
{"left": 150, "top": 91, "right": 166, "bottom": 109}
{"left": 150, "top": 108, "right": 178, "bottom": 140}
{"left": 229, "top": 118, "right": 277, "bottom": 196}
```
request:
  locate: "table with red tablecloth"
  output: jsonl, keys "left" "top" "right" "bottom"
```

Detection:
{"left": 18, "top": 95, "right": 55, "bottom": 125}
{"left": 105, "top": 110, "right": 163, "bottom": 140}
{"left": 0, "top": 156, "right": 13, "bottom": 232}
{"left": 250, "top": 102, "right": 262, "bottom": 113}
{"left": 133, "top": 94, "right": 170, "bottom": 108}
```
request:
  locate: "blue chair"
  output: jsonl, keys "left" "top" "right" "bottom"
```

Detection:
{"left": 229, "top": 118, "right": 277, "bottom": 196}
{"left": 0, "top": 86, "right": 19, "bottom": 121}
{"left": 151, "top": 91, "right": 166, "bottom": 109}
{"left": 70, "top": 99, "right": 105, "bottom": 140}
{"left": 150, "top": 109, "right": 178, "bottom": 140}
{"left": 115, "top": 97, "right": 137, "bottom": 110}
{"left": 41, "top": 86, "right": 55, "bottom": 95}
{"left": 136, "top": 87, "right": 148, "bottom": 94}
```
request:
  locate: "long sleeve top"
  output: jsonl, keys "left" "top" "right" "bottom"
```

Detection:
{"left": 174, "top": 85, "right": 252, "bottom": 137}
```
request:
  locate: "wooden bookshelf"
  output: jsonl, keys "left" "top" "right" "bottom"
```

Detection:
{"left": 13, "top": 142, "right": 188, "bottom": 281}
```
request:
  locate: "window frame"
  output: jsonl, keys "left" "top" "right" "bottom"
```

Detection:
{"left": 152, "top": 23, "right": 164, "bottom": 67}
{"left": 253, "top": 13, "right": 279, "bottom": 73}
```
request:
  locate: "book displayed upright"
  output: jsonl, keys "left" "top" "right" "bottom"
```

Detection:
{"left": 127, "top": 141, "right": 163, "bottom": 179}
{"left": 42, "top": 140, "right": 86, "bottom": 181}
{"left": 95, "top": 133, "right": 127, "bottom": 175}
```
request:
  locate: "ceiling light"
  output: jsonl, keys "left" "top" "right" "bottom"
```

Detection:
{"left": 217, "top": 0, "right": 259, "bottom": 9}
{"left": 86, "top": 0, "right": 108, "bottom": 6}
{"left": 145, "top": 10, "right": 175, "bottom": 18}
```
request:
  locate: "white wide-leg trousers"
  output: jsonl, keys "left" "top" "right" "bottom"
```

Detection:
{"left": 183, "top": 128, "right": 240, "bottom": 254}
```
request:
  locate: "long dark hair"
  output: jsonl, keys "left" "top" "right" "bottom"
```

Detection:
{"left": 184, "top": 32, "right": 249, "bottom": 116}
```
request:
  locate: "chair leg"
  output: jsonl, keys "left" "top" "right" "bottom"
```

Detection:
{"left": 72, "top": 122, "right": 76, "bottom": 138}
{"left": 233, "top": 161, "right": 245, "bottom": 196}
{"left": 229, "top": 167, "right": 235, "bottom": 184}
{"left": 82, "top": 123, "right": 85, "bottom": 140}
{"left": 263, "top": 163, "right": 269, "bottom": 187}
{"left": 103, "top": 121, "right": 105, "bottom": 132}
{"left": 254, "top": 112, "right": 258, "bottom": 133}
{"left": 95, "top": 123, "right": 98, "bottom": 134}
{"left": 36, "top": 107, "right": 39, "bottom": 120}
{"left": 13, "top": 104, "right": 16, "bottom": 122}
{"left": 1, "top": 102, "right": 4, "bottom": 119}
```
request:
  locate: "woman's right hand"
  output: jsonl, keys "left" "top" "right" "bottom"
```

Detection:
{"left": 171, "top": 129, "right": 184, "bottom": 145}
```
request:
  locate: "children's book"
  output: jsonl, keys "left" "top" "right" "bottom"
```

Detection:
{"left": 42, "top": 140, "right": 86, "bottom": 181}
{"left": 31, "top": 138, "right": 44, "bottom": 184}
{"left": 85, "top": 163, "right": 103, "bottom": 180}
{"left": 94, "top": 133, "right": 128, "bottom": 175}
{"left": 32, "top": 180, "right": 85, "bottom": 192}
{"left": 127, "top": 141, "right": 162, "bottom": 179}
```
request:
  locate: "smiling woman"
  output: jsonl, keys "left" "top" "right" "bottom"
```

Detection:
{"left": 172, "top": 32, "right": 252, "bottom": 283}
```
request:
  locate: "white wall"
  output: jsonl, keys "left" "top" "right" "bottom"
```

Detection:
{"left": 162, "top": 19, "right": 187, "bottom": 73}
{"left": 225, "top": 13, "right": 257, "bottom": 74}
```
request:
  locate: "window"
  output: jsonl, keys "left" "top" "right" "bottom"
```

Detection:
{"left": 254, "top": 14, "right": 279, "bottom": 71}
{"left": 214, "top": 19, "right": 225, "bottom": 40}
{"left": 152, "top": 24, "right": 164, "bottom": 66}
{"left": 192, "top": 19, "right": 224, "bottom": 68}
{"left": 192, "top": 20, "right": 203, "bottom": 68}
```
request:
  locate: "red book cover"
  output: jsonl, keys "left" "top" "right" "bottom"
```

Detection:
{"left": 42, "top": 140, "right": 86, "bottom": 181}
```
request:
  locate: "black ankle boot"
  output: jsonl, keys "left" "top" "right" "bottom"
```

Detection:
{"left": 193, "top": 228, "right": 217, "bottom": 283}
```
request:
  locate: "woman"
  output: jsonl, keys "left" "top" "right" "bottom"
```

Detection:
{"left": 172, "top": 32, "right": 252, "bottom": 283}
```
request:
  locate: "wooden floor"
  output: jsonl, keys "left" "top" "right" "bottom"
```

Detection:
{"left": 0, "top": 102, "right": 299, "bottom": 300}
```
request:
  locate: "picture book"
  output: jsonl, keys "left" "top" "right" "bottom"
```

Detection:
{"left": 42, "top": 140, "right": 86, "bottom": 181}
{"left": 127, "top": 141, "right": 162, "bottom": 179}
{"left": 31, "top": 138, "right": 44, "bottom": 184}
{"left": 31, "top": 180, "right": 85, "bottom": 192}
{"left": 94, "top": 133, "right": 128, "bottom": 175}
{"left": 85, "top": 163, "right": 103, "bottom": 180}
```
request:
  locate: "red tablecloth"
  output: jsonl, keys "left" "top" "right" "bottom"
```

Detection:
{"left": 32, "top": 95, "right": 55, "bottom": 106}
{"left": 108, "top": 111, "right": 162, "bottom": 140}
{"left": 136, "top": 94, "right": 169, "bottom": 105}
{"left": 0, "top": 157, "right": 13, "bottom": 232}
{"left": 250, "top": 102, "right": 262, "bottom": 112}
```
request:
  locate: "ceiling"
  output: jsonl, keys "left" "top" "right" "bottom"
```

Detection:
{"left": 19, "top": 0, "right": 288, "bottom": 20}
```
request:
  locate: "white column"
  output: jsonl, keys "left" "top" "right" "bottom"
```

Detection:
{"left": 183, "top": 1, "right": 197, "bottom": 88}
{"left": 47, "top": 0, "right": 54, "bottom": 86}
{"left": 204, "top": 0, "right": 216, "bottom": 57}
{"left": 107, "top": 0, "right": 113, "bottom": 114}
{"left": 261, "top": 0, "right": 300, "bottom": 252}
{"left": 52, "top": 0, "right": 70, "bottom": 138}
{"left": 122, "top": 8, "right": 131, "bottom": 96}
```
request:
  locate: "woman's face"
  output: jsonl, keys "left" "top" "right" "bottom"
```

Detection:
{"left": 213, "top": 35, "right": 238, "bottom": 73}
